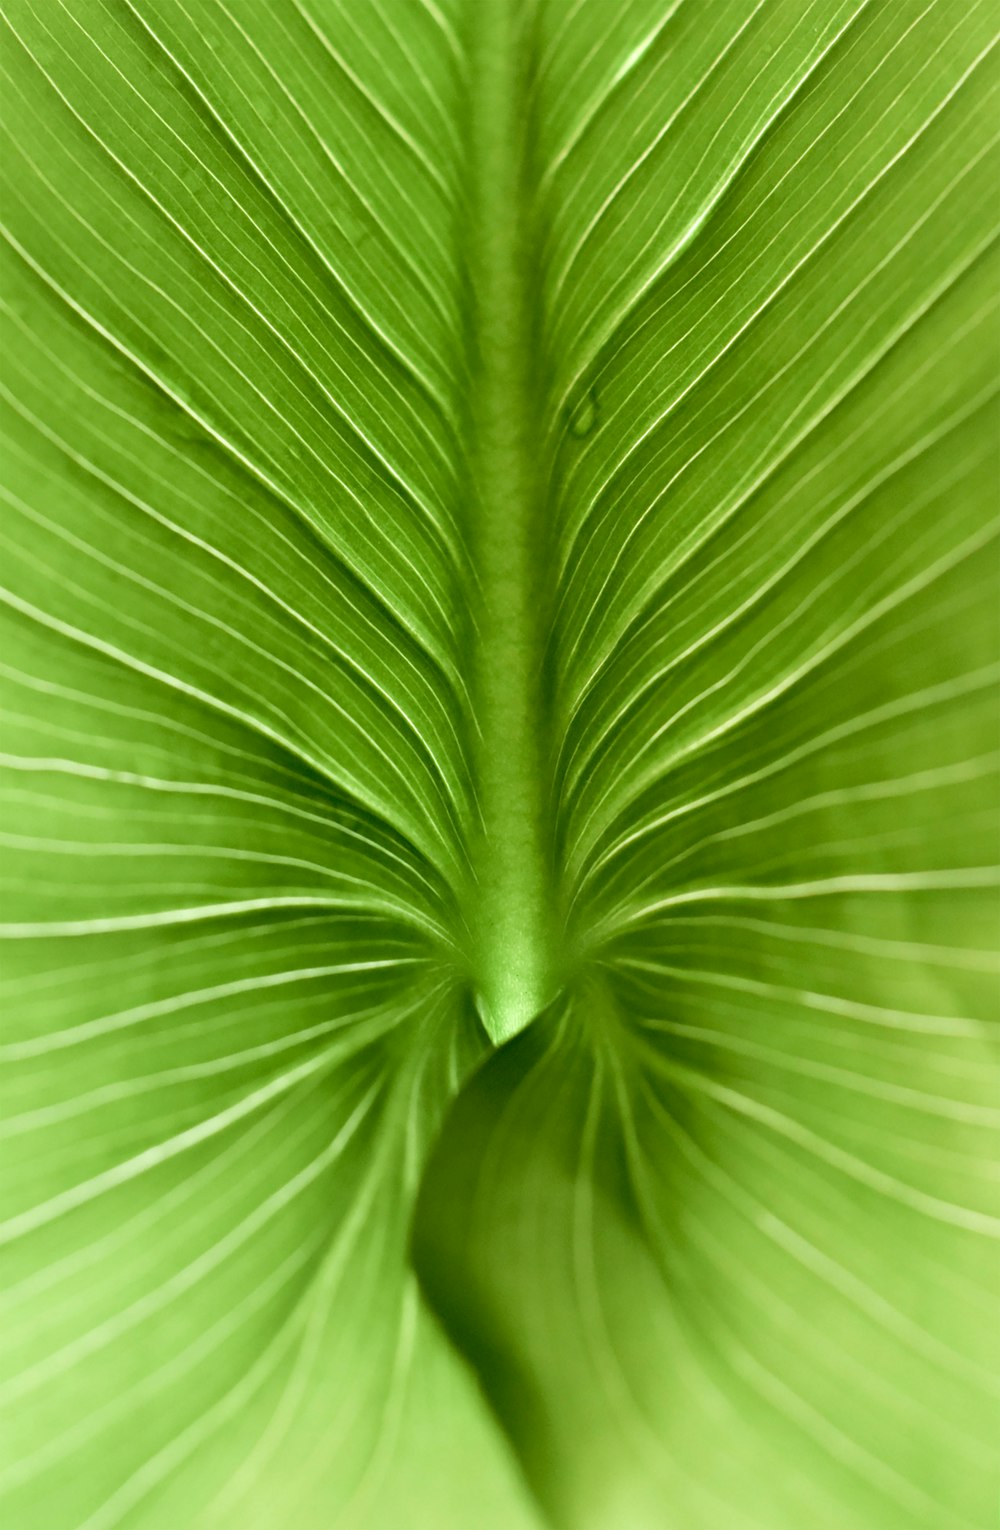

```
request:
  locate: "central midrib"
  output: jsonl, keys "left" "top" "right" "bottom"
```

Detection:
{"left": 465, "top": 0, "right": 554, "bottom": 1043}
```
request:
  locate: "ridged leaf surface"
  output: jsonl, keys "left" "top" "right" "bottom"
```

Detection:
{"left": 1, "top": 3, "right": 997, "bottom": 1529}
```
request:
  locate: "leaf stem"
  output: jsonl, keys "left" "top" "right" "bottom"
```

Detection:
{"left": 465, "top": 0, "right": 554, "bottom": 1042}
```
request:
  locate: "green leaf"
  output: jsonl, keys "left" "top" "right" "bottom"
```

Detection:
{"left": 1, "top": 2, "right": 997, "bottom": 1529}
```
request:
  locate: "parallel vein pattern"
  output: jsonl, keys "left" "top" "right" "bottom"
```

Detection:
{"left": 417, "top": 4, "right": 1000, "bottom": 1530}
{"left": 1, "top": 3, "right": 998, "bottom": 1530}
{"left": 0, "top": 4, "right": 535, "bottom": 1528}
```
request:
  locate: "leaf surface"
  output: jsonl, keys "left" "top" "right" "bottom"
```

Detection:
{"left": 1, "top": 2, "right": 997, "bottom": 1528}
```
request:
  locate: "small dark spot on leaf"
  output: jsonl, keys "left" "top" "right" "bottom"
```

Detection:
{"left": 567, "top": 385, "right": 600, "bottom": 439}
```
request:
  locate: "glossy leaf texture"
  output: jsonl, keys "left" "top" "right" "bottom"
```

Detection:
{"left": 1, "top": 3, "right": 998, "bottom": 1530}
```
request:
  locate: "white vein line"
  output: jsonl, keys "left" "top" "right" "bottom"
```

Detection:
{"left": 0, "top": 753, "right": 442, "bottom": 905}
{"left": 0, "top": 222, "right": 455, "bottom": 664}
{"left": 1, "top": 302, "right": 467, "bottom": 694}
{"left": 547, "top": 0, "right": 815, "bottom": 314}
{"left": 0, "top": 544, "right": 449, "bottom": 872}
{"left": 576, "top": 523, "right": 998, "bottom": 888}
{"left": 51, "top": 0, "right": 462, "bottom": 512}
{"left": 635, "top": 1076, "right": 1000, "bottom": 1391}
{"left": 558, "top": 373, "right": 994, "bottom": 801}
{"left": 618, "top": 955, "right": 989, "bottom": 1041}
{"left": 555, "top": 26, "right": 993, "bottom": 566}
{"left": 559, "top": 130, "right": 997, "bottom": 655}
{"left": 577, "top": 659, "right": 998, "bottom": 906}
{"left": 1, "top": 35, "right": 462, "bottom": 582}
{"left": 555, "top": 0, "right": 971, "bottom": 522}
{"left": 0, "top": 470, "right": 460, "bottom": 842}
{"left": 0, "top": 961, "right": 417, "bottom": 1061}
{"left": 537, "top": 0, "right": 688, "bottom": 194}
{"left": 654, "top": 913, "right": 999, "bottom": 973}
{"left": 640, "top": 1049, "right": 1000, "bottom": 1236}
{"left": 621, "top": 1078, "right": 980, "bottom": 1517}
{"left": 0, "top": 396, "right": 468, "bottom": 825}
{"left": 0, "top": 1044, "right": 348, "bottom": 1245}
{"left": 636, "top": 1014, "right": 999, "bottom": 1122}
{"left": 288, "top": 0, "right": 455, "bottom": 192}
{"left": 106, "top": 0, "right": 460, "bottom": 419}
